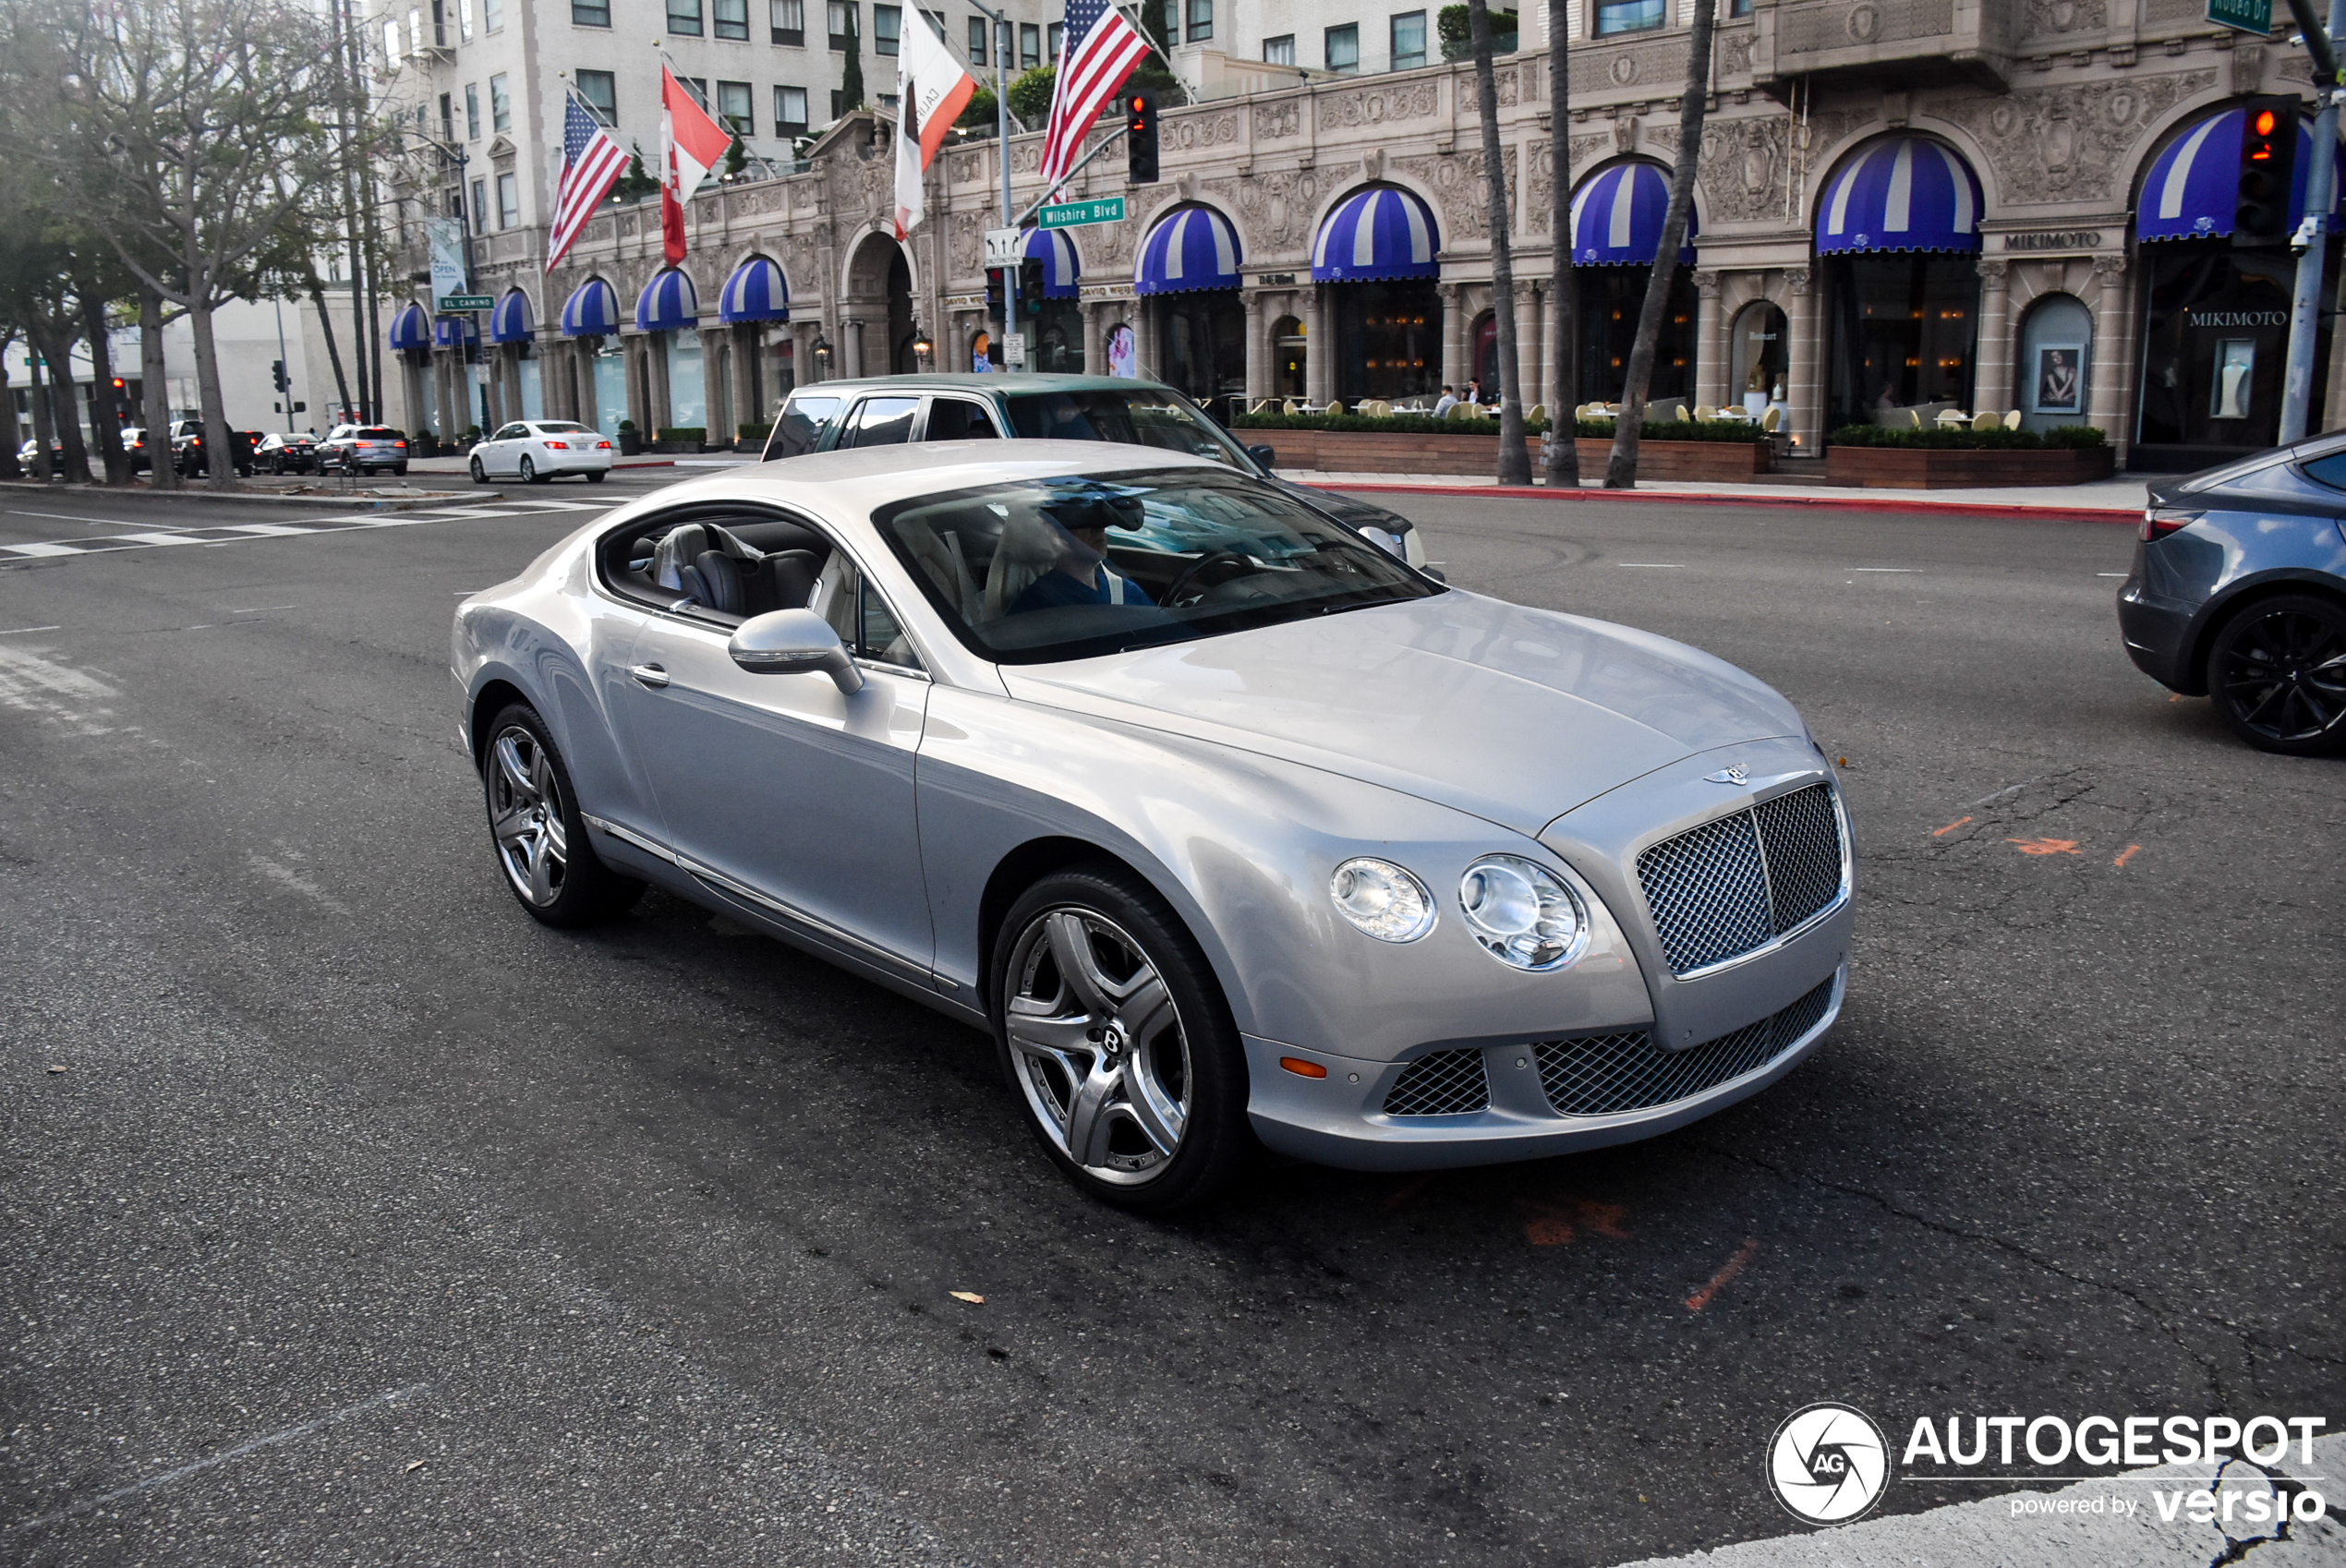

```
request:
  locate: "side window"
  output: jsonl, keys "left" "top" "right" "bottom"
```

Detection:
{"left": 2301, "top": 452, "right": 2346, "bottom": 489}
{"left": 812, "top": 550, "right": 922, "bottom": 669}
{"left": 767, "top": 394, "right": 844, "bottom": 459}
{"left": 845, "top": 395, "right": 919, "bottom": 447}
{"left": 923, "top": 398, "right": 999, "bottom": 440}
{"left": 495, "top": 423, "right": 527, "bottom": 441}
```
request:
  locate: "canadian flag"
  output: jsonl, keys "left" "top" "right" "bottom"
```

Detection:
{"left": 660, "top": 65, "right": 734, "bottom": 265}
{"left": 891, "top": 17, "right": 977, "bottom": 241}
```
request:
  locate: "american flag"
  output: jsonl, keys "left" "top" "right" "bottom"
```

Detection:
{"left": 547, "top": 93, "right": 628, "bottom": 272}
{"left": 1038, "top": 0, "right": 1150, "bottom": 192}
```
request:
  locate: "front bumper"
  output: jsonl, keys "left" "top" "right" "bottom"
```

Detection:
{"left": 1245, "top": 964, "right": 1845, "bottom": 1171}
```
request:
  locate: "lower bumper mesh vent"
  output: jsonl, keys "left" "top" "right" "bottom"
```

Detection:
{"left": 1382, "top": 1048, "right": 1491, "bottom": 1116}
{"left": 1535, "top": 976, "right": 1837, "bottom": 1117}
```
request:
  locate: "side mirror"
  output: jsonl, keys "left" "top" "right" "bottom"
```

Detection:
{"left": 1247, "top": 443, "right": 1277, "bottom": 470}
{"left": 727, "top": 608, "right": 865, "bottom": 694}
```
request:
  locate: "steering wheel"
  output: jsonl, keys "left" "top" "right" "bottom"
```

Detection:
{"left": 1161, "top": 550, "right": 1256, "bottom": 609}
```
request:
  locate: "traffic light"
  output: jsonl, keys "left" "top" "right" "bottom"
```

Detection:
{"left": 985, "top": 266, "right": 1005, "bottom": 323}
{"left": 1018, "top": 257, "right": 1045, "bottom": 317}
{"left": 271, "top": 358, "right": 290, "bottom": 392}
{"left": 1126, "top": 88, "right": 1158, "bottom": 185}
{"left": 2233, "top": 98, "right": 2299, "bottom": 250}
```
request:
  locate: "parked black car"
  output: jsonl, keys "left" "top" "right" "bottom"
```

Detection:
{"left": 169, "top": 420, "right": 256, "bottom": 477}
{"left": 256, "top": 431, "right": 321, "bottom": 475}
{"left": 2119, "top": 434, "right": 2346, "bottom": 755}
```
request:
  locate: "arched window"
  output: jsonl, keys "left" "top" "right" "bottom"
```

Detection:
{"left": 1271, "top": 314, "right": 1307, "bottom": 400}
{"left": 2015, "top": 294, "right": 2091, "bottom": 429}
{"left": 1815, "top": 137, "right": 1985, "bottom": 430}
{"left": 1566, "top": 162, "right": 1699, "bottom": 404}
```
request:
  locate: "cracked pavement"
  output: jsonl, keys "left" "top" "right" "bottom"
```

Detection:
{"left": 2, "top": 487, "right": 2340, "bottom": 1565}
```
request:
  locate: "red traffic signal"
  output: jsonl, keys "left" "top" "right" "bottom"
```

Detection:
{"left": 1126, "top": 87, "right": 1158, "bottom": 184}
{"left": 2232, "top": 97, "right": 2299, "bottom": 249}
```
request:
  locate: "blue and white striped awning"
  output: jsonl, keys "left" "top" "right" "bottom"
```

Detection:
{"left": 2138, "top": 108, "right": 2328, "bottom": 241}
{"left": 717, "top": 256, "right": 790, "bottom": 323}
{"left": 1568, "top": 163, "right": 1697, "bottom": 266}
{"left": 1134, "top": 205, "right": 1242, "bottom": 295}
{"left": 1312, "top": 186, "right": 1441, "bottom": 283}
{"left": 489, "top": 290, "right": 534, "bottom": 344}
{"left": 1023, "top": 227, "right": 1080, "bottom": 298}
{"left": 386, "top": 302, "right": 429, "bottom": 351}
{"left": 559, "top": 277, "right": 621, "bottom": 337}
{"left": 432, "top": 314, "right": 478, "bottom": 349}
{"left": 635, "top": 269, "right": 700, "bottom": 332}
{"left": 1816, "top": 138, "right": 1983, "bottom": 257}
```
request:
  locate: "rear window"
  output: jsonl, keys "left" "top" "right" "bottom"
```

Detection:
{"left": 1002, "top": 389, "right": 1245, "bottom": 466}
{"left": 357, "top": 428, "right": 402, "bottom": 440}
{"left": 534, "top": 421, "right": 593, "bottom": 434}
{"left": 766, "top": 395, "right": 844, "bottom": 460}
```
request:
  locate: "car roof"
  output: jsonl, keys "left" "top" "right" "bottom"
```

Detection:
{"left": 791, "top": 373, "right": 1172, "bottom": 398}
{"left": 645, "top": 438, "right": 1230, "bottom": 518}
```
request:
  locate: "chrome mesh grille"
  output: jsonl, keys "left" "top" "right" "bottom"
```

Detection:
{"left": 1535, "top": 976, "right": 1838, "bottom": 1116}
{"left": 1636, "top": 783, "right": 1845, "bottom": 974}
{"left": 1382, "top": 1048, "right": 1491, "bottom": 1116}
{"left": 1754, "top": 784, "right": 1844, "bottom": 932}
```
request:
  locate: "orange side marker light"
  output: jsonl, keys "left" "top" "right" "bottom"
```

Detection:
{"left": 1278, "top": 1056, "right": 1327, "bottom": 1079}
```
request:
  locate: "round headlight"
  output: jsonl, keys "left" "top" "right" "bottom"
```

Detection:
{"left": 1457, "top": 855, "right": 1588, "bottom": 971}
{"left": 1329, "top": 857, "right": 1436, "bottom": 943}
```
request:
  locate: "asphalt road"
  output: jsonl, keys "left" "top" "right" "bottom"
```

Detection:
{"left": 2, "top": 477, "right": 2339, "bottom": 1567}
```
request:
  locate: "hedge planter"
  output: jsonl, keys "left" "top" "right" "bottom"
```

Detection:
{"left": 1826, "top": 444, "right": 2115, "bottom": 488}
{"left": 1252, "top": 427, "right": 1769, "bottom": 480}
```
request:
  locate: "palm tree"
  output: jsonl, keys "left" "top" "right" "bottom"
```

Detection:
{"left": 1544, "top": 0, "right": 1578, "bottom": 488}
{"left": 1603, "top": 0, "right": 1716, "bottom": 488}
{"left": 1469, "top": 0, "right": 1530, "bottom": 484}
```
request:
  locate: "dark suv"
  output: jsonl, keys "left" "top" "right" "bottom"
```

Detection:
{"left": 2119, "top": 433, "right": 2346, "bottom": 755}
{"left": 758, "top": 373, "right": 1428, "bottom": 568}
{"left": 319, "top": 424, "right": 411, "bottom": 476}
{"left": 169, "top": 420, "right": 256, "bottom": 477}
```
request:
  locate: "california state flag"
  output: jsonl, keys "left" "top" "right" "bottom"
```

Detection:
{"left": 660, "top": 65, "right": 734, "bottom": 265}
{"left": 892, "top": 16, "right": 977, "bottom": 240}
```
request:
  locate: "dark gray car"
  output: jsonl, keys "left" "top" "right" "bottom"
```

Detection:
{"left": 2118, "top": 435, "right": 2346, "bottom": 754}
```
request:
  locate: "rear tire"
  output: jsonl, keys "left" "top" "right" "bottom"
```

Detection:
{"left": 991, "top": 862, "right": 1255, "bottom": 1212}
{"left": 480, "top": 702, "right": 646, "bottom": 927}
{"left": 2206, "top": 593, "right": 2346, "bottom": 756}
{"left": 586, "top": 469, "right": 607, "bottom": 483}
{"left": 519, "top": 455, "right": 542, "bottom": 484}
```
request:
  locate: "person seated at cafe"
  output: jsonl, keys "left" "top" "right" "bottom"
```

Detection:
{"left": 1432, "top": 385, "right": 1458, "bottom": 417}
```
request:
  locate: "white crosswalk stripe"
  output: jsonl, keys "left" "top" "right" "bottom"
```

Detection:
{"left": 0, "top": 499, "right": 614, "bottom": 562}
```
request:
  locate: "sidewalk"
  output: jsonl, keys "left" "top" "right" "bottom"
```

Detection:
{"left": 1277, "top": 469, "right": 2151, "bottom": 522}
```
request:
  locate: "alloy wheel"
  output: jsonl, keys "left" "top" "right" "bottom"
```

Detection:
{"left": 487, "top": 725, "right": 570, "bottom": 906}
{"left": 519, "top": 456, "right": 538, "bottom": 483}
{"left": 2216, "top": 602, "right": 2346, "bottom": 748}
{"left": 469, "top": 456, "right": 487, "bottom": 484}
{"left": 1003, "top": 908, "right": 1191, "bottom": 1186}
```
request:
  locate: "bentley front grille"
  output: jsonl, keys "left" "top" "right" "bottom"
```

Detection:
{"left": 1635, "top": 782, "right": 1846, "bottom": 974}
{"left": 1534, "top": 976, "right": 1838, "bottom": 1117}
{"left": 1381, "top": 1048, "right": 1492, "bottom": 1116}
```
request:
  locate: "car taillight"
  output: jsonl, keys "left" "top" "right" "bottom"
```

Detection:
{"left": 545, "top": 440, "right": 570, "bottom": 450}
{"left": 597, "top": 440, "right": 611, "bottom": 449}
{"left": 393, "top": 440, "right": 406, "bottom": 449}
{"left": 2142, "top": 506, "right": 2200, "bottom": 541}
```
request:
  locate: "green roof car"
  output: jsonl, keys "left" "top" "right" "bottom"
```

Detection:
{"left": 757, "top": 373, "right": 1427, "bottom": 569}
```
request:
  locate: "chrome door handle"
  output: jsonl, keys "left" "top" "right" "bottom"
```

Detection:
{"left": 629, "top": 663, "right": 671, "bottom": 688}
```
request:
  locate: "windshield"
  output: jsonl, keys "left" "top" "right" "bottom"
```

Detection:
{"left": 874, "top": 466, "right": 1438, "bottom": 664}
{"left": 1002, "top": 389, "right": 1250, "bottom": 468}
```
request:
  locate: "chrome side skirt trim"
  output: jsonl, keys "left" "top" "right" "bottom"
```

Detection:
{"left": 582, "top": 813, "right": 931, "bottom": 983}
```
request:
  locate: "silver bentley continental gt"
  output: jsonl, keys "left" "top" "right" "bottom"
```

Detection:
{"left": 453, "top": 442, "right": 1854, "bottom": 1211}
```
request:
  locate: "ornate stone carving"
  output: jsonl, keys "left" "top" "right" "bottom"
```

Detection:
{"left": 2019, "top": 0, "right": 2106, "bottom": 42}
{"left": 948, "top": 150, "right": 984, "bottom": 186}
{"left": 2231, "top": 42, "right": 2265, "bottom": 93}
{"left": 1318, "top": 80, "right": 1440, "bottom": 129}
{"left": 1161, "top": 110, "right": 1240, "bottom": 151}
{"left": 1574, "top": 39, "right": 1681, "bottom": 97}
{"left": 2091, "top": 252, "right": 2127, "bottom": 283}
{"left": 1253, "top": 101, "right": 1300, "bottom": 139}
{"left": 949, "top": 209, "right": 983, "bottom": 278}
{"left": 1698, "top": 115, "right": 1786, "bottom": 223}
{"left": 1977, "top": 256, "right": 2011, "bottom": 283}
{"left": 1719, "top": 28, "right": 1756, "bottom": 78}
{"left": 1692, "top": 268, "right": 1721, "bottom": 296}
{"left": 1784, "top": 265, "right": 1811, "bottom": 296}
{"left": 1924, "top": 70, "right": 2214, "bottom": 201}
{"left": 1613, "top": 115, "right": 1642, "bottom": 154}
{"left": 1229, "top": 167, "right": 1329, "bottom": 254}
{"left": 1391, "top": 146, "right": 1516, "bottom": 240}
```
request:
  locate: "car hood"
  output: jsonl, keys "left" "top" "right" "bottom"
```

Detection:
{"left": 999, "top": 591, "right": 1806, "bottom": 834}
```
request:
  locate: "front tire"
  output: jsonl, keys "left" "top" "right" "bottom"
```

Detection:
{"left": 469, "top": 456, "right": 487, "bottom": 484}
{"left": 2207, "top": 593, "right": 2346, "bottom": 755}
{"left": 480, "top": 703, "right": 645, "bottom": 927}
{"left": 992, "top": 864, "right": 1254, "bottom": 1212}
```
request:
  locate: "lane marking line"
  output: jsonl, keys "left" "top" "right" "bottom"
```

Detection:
{"left": 1931, "top": 815, "right": 1972, "bottom": 836}
{"left": 0, "top": 625, "right": 62, "bottom": 634}
{"left": 6, "top": 508, "right": 184, "bottom": 528}
{"left": 8, "top": 1382, "right": 429, "bottom": 1535}
{"left": 1618, "top": 562, "right": 1685, "bottom": 568}
{"left": 0, "top": 542, "right": 84, "bottom": 558}
{"left": 1852, "top": 567, "right": 1921, "bottom": 573}
{"left": 2006, "top": 837, "right": 2081, "bottom": 855}
{"left": 2114, "top": 843, "right": 2141, "bottom": 867}
{"left": 1687, "top": 1238, "right": 1760, "bottom": 1311}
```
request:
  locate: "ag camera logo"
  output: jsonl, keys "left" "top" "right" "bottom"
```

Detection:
{"left": 1769, "top": 1403, "right": 1893, "bottom": 1525}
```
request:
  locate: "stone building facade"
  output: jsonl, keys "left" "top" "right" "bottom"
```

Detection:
{"left": 393, "top": 0, "right": 2345, "bottom": 471}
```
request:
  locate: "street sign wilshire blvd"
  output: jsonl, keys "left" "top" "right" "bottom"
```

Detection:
{"left": 1037, "top": 196, "right": 1126, "bottom": 229}
{"left": 2207, "top": 0, "right": 2272, "bottom": 35}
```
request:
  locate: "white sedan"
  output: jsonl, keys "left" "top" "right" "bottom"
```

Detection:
{"left": 468, "top": 420, "right": 613, "bottom": 485}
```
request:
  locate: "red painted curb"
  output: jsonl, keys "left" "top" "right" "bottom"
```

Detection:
{"left": 612, "top": 459, "right": 678, "bottom": 470}
{"left": 1298, "top": 478, "right": 2142, "bottom": 525}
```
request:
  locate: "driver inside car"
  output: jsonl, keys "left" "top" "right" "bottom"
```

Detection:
{"left": 1010, "top": 491, "right": 1156, "bottom": 616}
